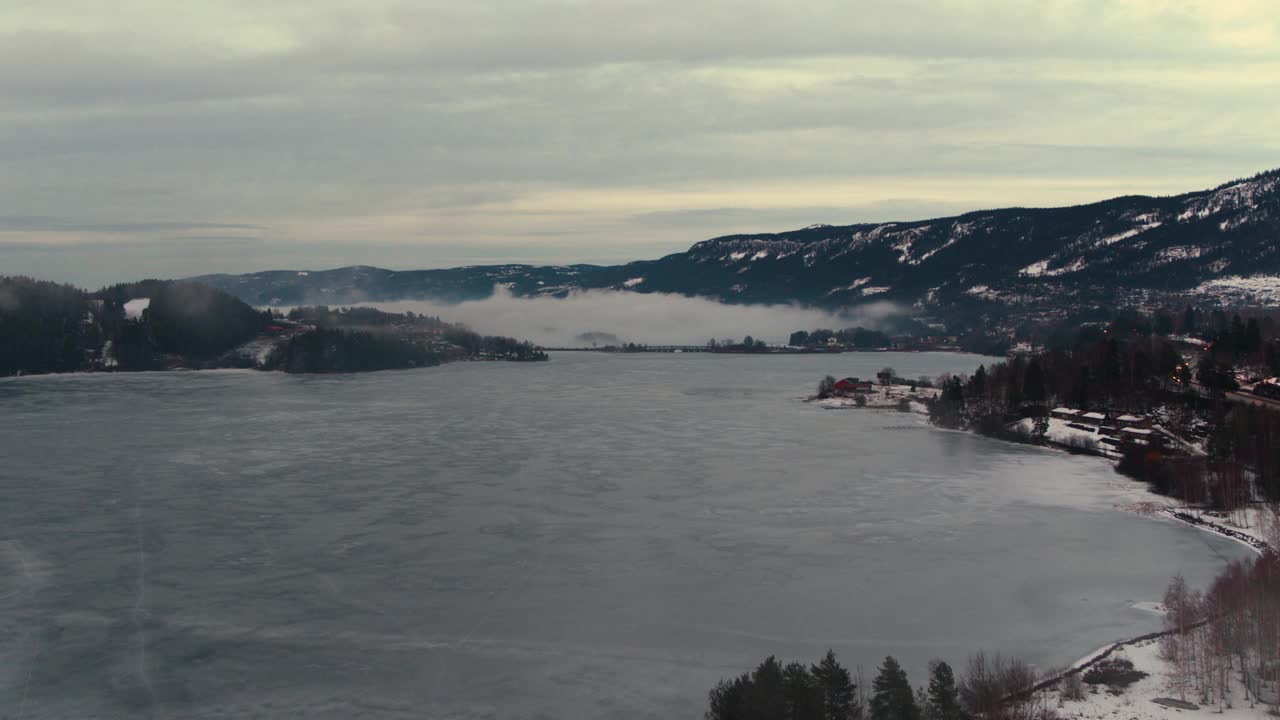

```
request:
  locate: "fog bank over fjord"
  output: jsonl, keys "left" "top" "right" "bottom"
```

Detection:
{"left": 322, "top": 287, "right": 901, "bottom": 347}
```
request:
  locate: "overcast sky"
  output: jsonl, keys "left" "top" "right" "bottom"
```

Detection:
{"left": 2, "top": 0, "right": 1278, "bottom": 287}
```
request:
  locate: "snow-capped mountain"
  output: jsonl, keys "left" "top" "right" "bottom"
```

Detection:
{"left": 194, "top": 169, "right": 1280, "bottom": 312}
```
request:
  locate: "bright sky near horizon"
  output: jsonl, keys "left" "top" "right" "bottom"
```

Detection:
{"left": 2, "top": 0, "right": 1278, "bottom": 286}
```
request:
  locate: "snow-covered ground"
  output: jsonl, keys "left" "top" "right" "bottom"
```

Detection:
{"left": 813, "top": 384, "right": 938, "bottom": 414}
{"left": 228, "top": 335, "right": 286, "bottom": 366}
{"left": 1195, "top": 275, "right": 1280, "bottom": 305}
{"left": 1053, "top": 638, "right": 1276, "bottom": 720}
{"left": 1166, "top": 505, "right": 1277, "bottom": 552}
{"left": 1009, "top": 416, "right": 1112, "bottom": 453}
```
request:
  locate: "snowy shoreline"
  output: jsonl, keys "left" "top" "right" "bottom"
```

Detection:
{"left": 812, "top": 389, "right": 1278, "bottom": 717}
{"left": 810, "top": 387, "right": 1276, "bottom": 554}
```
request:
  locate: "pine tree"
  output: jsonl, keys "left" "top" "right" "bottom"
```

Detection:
{"left": 812, "top": 649, "right": 860, "bottom": 720}
{"left": 925, "top": 661, "right": 964, "bottom": 720}
{"left": 869, "top": 656, "right": 919, "bottom": 720}
{"left": 1032, "top": 414, "right": 1049, "bottom": 442}
{"left": 706, "top": 674, "right": 748, "bottom": 720}
{"left": 968, "top": 365, "right": 987, "bottom": 398}
{"left": 745, "top": 656, "right": 787, "bottom": 720}
{"left": 783, "top": 661, "right": 823, "bottom": 720}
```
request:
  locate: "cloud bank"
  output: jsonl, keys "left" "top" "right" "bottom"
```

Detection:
{"left": 341, "top": 288, "right": 899, "bottom": 347}
{"left": 1, "top": 1, "right": 1278, "bottom": 286}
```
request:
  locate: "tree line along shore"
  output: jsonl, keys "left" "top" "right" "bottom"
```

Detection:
{"left": 0, "top": 276, "right": 546, "bottom": 377}
{"left": 817, "top": 306, "right": 1280, "bottom": 506}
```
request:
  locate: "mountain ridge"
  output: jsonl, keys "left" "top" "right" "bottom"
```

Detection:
{"left": 193, "top": 168, "right": 1280, "bottom": 314}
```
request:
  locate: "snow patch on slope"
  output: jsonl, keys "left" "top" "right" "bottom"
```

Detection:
{"left": 964, "top": 285, "right": 1001, "bottom": 301}
{"left": 1196, "top": 275, "right": 1280, "bottom": 305}
{"left": 123, "top": 298, "right": 151, "bottom": 319}
{"left": 1020, "top": 260, "right": 1051, "bottom": 278}
{"left": 1155, "top": 246, "right": 1203, "bottom": 263}
{"left": 1020, "top": 257, "right": 1087, "bottom": 278}
{"left": 1178, "top": 175, "right": 1278, "bottom": 222}
{"left": 826, "top": 277, "right": 872, "bottom": 296}
{"left": 1097, "top": 226, "right": 1147, "bottom": 247}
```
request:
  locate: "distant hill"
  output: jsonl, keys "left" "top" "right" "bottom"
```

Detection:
{"left": 193, "top": 169, "right": 1280, "bottom": 316}
{"left": 0, "top": 278, "right": 545, "bottom": 377}
{"left": 0, "top": 277, "right": 270, "bottom": 375}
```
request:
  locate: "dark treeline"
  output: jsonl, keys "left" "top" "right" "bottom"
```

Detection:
{"left": 441, "top": 327, "right": 548, "bottom": 361}
{"left": 787, "top": 326, "right": 1012, "bottom": 356}
{"left": 0, "top": 276, "right": 95, "bottom": 375}
{"left": 924, "top": 306, "right": 1280, "bottom": 504}
{"left": 1, "top": 277, "right": 549, "bottom": 376}
{"left": 789, "top": 328, "right": 892, "bottom": 350}
{"left": 145, "top": 281, "right": 268, "bottom": 359}
{"left": 286, "top": 305, "right": 546, "bottom": 361}
{"left": 285, "top": 305, "right": 450, "bottom": 331}
{"left": 706, "top": 650, "right": 1055, "bottom": 720}
{"left": 0, "top": 275, "right": 270, "bottom": 374}
{"left": 707, "top": 542, "right": 1280, "bottom": 719}
{"left": 264, "top": 327, "right": 442, "bottom": 373}
{"left": 274, "top": 306, "right": 547, "bottom": 370}
{"left": 607, "top": 336, "right": 771, "bottom": 352}
{"left": 707, "top": 335, "right": 770, "bottom": 352}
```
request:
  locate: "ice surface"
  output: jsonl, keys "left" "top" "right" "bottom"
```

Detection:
{"left": 0, "top": 353, "right": 1254, "bottom": 718}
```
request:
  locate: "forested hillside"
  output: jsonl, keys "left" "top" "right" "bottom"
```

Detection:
{"left": 0, "top": 277, "right": 548, "bottom": 377}
{"left": 192, "top": 169, "right": 1280, "bottom": 319}
{"left": 266, "top": 306, "right": 547, "bottom": 372}
{"left": 0, "top": 276, "right": 272, "bottom": 375}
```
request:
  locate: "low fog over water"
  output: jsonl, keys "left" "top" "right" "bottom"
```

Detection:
{"left": 323, "top": 288, "right": 901, "bottom": 346}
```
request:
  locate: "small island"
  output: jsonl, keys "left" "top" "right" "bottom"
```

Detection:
{"left": 808, "top": 368, "right": 940, "bottom": 413}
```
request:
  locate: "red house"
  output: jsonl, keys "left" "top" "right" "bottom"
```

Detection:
{"left": 834, "top": 377, "right": 874, "bottom": 393}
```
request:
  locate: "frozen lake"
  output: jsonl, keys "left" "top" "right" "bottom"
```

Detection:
{"left": 0, "top": 352, "right": 1253, "bottom": 718}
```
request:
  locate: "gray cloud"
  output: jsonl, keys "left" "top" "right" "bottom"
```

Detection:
{"left": 0, "top": 1, "right": 1277, "bottom": 286}
{"left": 0, "top": 216, "right": 264, "bottom": 234}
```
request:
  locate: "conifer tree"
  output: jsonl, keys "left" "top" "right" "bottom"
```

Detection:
{"left": 782, "top": 661, "right": 823, "bottom": 720}
{"left": 812, "top": 649, "right": 860, "bottom": 720}
{"left": 870, "top": 656, "right": 919, "bottom": 720}
{"left": 745, "top": 656, "right": 787, "bottom": 720}
{"left": 968, "top": 365, "right": 987, "bottom": 399}
{"left": 925, "top": 661, "right": 964, "bottom": 720}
